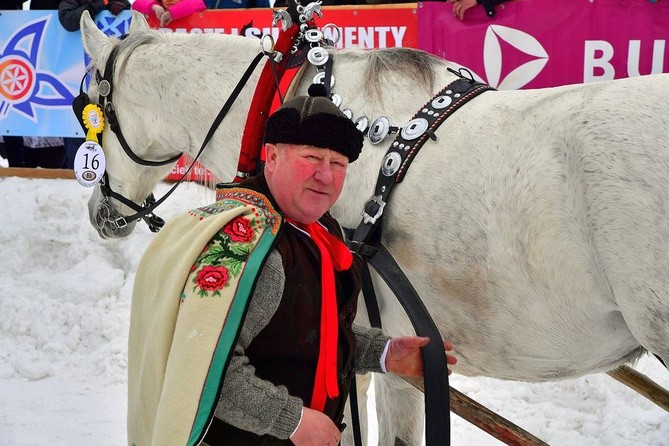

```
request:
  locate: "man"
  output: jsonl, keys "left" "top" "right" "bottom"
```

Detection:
{"left": 127, "top": 94, "right": 456, "bottom": 446}
{"left": 202, "top": 94, "right": 456, "bottom": 445}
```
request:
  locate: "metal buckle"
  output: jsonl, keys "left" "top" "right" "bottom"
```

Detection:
{"left": 113, "top": 216, "right": 128, "bottom": 229}
{"left": 361, "top": 195, "right": 386, "bottom": 225}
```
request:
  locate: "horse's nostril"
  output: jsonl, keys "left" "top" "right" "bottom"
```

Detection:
{"left": 98, "top": 203, "right": 111, "bottom": 219}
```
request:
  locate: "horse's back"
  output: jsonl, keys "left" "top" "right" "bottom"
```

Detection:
{"left": 375, "top": 73, "right": 669, "bottom": 378}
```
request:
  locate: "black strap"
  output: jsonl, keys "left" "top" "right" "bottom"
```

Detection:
{"left": 98, "top": 46, "right": 182, "bottom": 167}
{"left": 366, "top": 243, "right": 451, "bottom": 445}
{"left": 351, "top": 77, "right": 495, "bottom": 248}
{"left": 348, "top": 377, "right": 364, "bottom": 446}
{"left": 360, "top": 259, "right": 383, "bottom": 329}
{"left": 346, "top": 75, "right": 496, "bottom": 445}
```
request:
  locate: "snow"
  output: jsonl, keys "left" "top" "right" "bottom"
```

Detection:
{"left": 0, "top": 175, "right": 667, "bottom": 446}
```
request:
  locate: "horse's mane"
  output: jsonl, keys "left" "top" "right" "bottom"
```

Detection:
{"left": 114, "top": 32, "right": 158, "bottom": 73}
{"left": 99, "top": 29, "right": 446, "bottom": 106}
{"left": 344, "top": 47, "right": 448, "bottom": 98}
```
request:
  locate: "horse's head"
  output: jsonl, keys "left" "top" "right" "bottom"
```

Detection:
{"left": 80, "top": 11, "right": 182, "bottom": 238}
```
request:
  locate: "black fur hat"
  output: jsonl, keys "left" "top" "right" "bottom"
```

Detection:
{"left": 263, "top": 92, "right": 363, "bottom": 163}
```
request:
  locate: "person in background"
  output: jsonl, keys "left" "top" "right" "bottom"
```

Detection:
{"left": 22, "top": 137, "right": 66, "bottom": 168}
{"left": 58, "top": 0, "right": 131, "bottom": 32}
{"left": 132, "top": 0, "right": 205, "bottom": 27}
{"left": 0, "top": 137, "right": 26, "bottom": 167}
{"left": 447, "top": 0, "right": 509, "bottom": 19}
{"left": 18, "top": 0, "right": 68, "bottom": 168}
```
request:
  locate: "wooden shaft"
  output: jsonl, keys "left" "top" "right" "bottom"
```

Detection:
{"left": 607, "top": 365, "right": 669, "bottom": 412}
{"left": 403, "top": 377, "right": 548, "bottom": 446}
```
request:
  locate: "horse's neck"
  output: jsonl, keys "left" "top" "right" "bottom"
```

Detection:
{"left": 187, "top": 35, "right": 263, "bottom": 180}
{"left": 125, "top": 33, "right": 262, "bottom": 182}
{"left": 288, "top": 51, "right": 461, "bottom": 226}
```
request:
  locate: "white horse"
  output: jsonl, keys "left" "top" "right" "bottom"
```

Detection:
{"left": 80, "top": 10, "right": 668, "bottom": 445}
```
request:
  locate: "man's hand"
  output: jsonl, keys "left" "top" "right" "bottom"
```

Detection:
{"left": 290, "top": 407, "right": 342, "bottom": 446}
{"left": 447, "top": 0, "right": 478, "bottom": 20}
{"left": 385, "top": 336, "right": 457, "bottom": 377}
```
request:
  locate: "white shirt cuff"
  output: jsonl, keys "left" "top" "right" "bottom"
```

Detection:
{"left": 290, "top": 407, "right": 304, "bottom": 439}
{"left": 380, "top": 340, "right": 391, "bottom": 373}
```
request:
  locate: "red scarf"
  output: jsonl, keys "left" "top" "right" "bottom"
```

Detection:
{"left": 287, "top": 219, "right": 353, "bottom": 411}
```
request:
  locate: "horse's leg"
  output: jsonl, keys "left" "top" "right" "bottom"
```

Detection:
{"left": 342, "top": 374, "right": 371, "bottom": 446}
{"left": 375, "top": 373, "right": 424, "bottom": 446}
{"left": 618, "top": 297, "right": 669, "bottom": 372}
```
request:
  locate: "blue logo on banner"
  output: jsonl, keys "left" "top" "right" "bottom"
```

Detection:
{"left": 0, "top": 10, "right": 132, "bottom": 137}
{"left": 0, "top": 16, "right": 73, "bottom": 121}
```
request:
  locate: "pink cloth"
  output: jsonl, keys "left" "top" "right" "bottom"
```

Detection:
{"left": 132, "top": 0, "right": 206, "bottom": 21}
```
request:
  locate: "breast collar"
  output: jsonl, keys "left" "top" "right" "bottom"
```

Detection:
{"left": 350, "top": 71, "right": 496, "bottom": 250}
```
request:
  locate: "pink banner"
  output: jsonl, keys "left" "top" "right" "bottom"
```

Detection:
{"left": 418, "top": 0, "right": 669, "bottom": 89}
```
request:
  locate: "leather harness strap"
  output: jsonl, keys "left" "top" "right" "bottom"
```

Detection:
{"left": 350, "top": 76, "right": 495, "bottom": 248}
{"left": 348, "top": 73, "right": 495, "bottom": 446}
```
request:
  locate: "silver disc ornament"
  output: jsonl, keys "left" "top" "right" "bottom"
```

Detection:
{"left": 312, "top": 71, "right": 335, "bottom": 88}
{"left": 368, "top": 116, "right": 390, "bottom": 144}
{"left": 307, "top": 47, "right": 329, "bottom": 66}
{"left": 381, "top": 152, "right": 402, "bottom": 177}
{"left": 401, "top": 118, "right": 429, "bottom": 141}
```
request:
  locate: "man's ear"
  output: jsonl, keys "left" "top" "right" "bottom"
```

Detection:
{"left": 264, "top": 144, "right": 278, "bottom": 171}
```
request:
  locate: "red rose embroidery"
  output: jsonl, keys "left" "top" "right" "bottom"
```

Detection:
{"left": 224, "top": 216, "right": 254, "bottom": 243}
{"left": 196, "top": 266, "right": 229, "bottom": 291}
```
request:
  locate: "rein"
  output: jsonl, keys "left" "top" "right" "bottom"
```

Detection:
{"left": 91, "top": 42, "right": 267, "bottom": 232}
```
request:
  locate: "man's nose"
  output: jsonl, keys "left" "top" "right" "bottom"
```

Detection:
{"left": 314, "top": 161, "right": 334, "bottom": 183}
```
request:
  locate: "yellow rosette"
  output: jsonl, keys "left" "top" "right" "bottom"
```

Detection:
{"left": 82, "top": 104, "right": 105, "bottom": 143}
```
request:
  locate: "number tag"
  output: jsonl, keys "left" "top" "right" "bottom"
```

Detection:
{"left": 73, "top": 141, "right": 106, "bottom": 187}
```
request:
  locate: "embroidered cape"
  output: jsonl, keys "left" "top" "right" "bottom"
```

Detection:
{"left": 127, "top": 188, "right": 282, "bottom": 446}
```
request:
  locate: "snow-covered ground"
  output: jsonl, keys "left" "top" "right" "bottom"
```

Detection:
{"left": 0, "top": 175, "right": 667, "bottom": 445}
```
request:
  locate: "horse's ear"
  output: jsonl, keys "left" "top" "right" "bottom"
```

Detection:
{"left": 80, "top": 10, "right": 113, "bottom": 68}
{"left": 129, "top": 10, "right": 151, "bottom": 34}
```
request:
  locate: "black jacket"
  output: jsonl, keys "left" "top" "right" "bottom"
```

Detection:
{"left": 58, "top": 0, "right": 106, "bottom": 31}
{"left": 58, "top": 0, "right": 130, "bottom": 31}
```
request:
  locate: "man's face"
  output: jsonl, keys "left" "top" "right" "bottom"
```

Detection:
{"left": 264, "top": 143, "right": 349, "bottom": 224}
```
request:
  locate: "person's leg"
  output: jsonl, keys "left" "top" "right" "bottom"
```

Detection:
{"left": 62, "top": 137, "right": 85, "bottom": 169}
{"left": 37, "top": 145, "right": 66, "bottom": 168}
{"left": 3, "top": 136, "right": 26, "bottom": 167}
{"left": 23, "top": 147, "right": 39, "bottom": 168}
